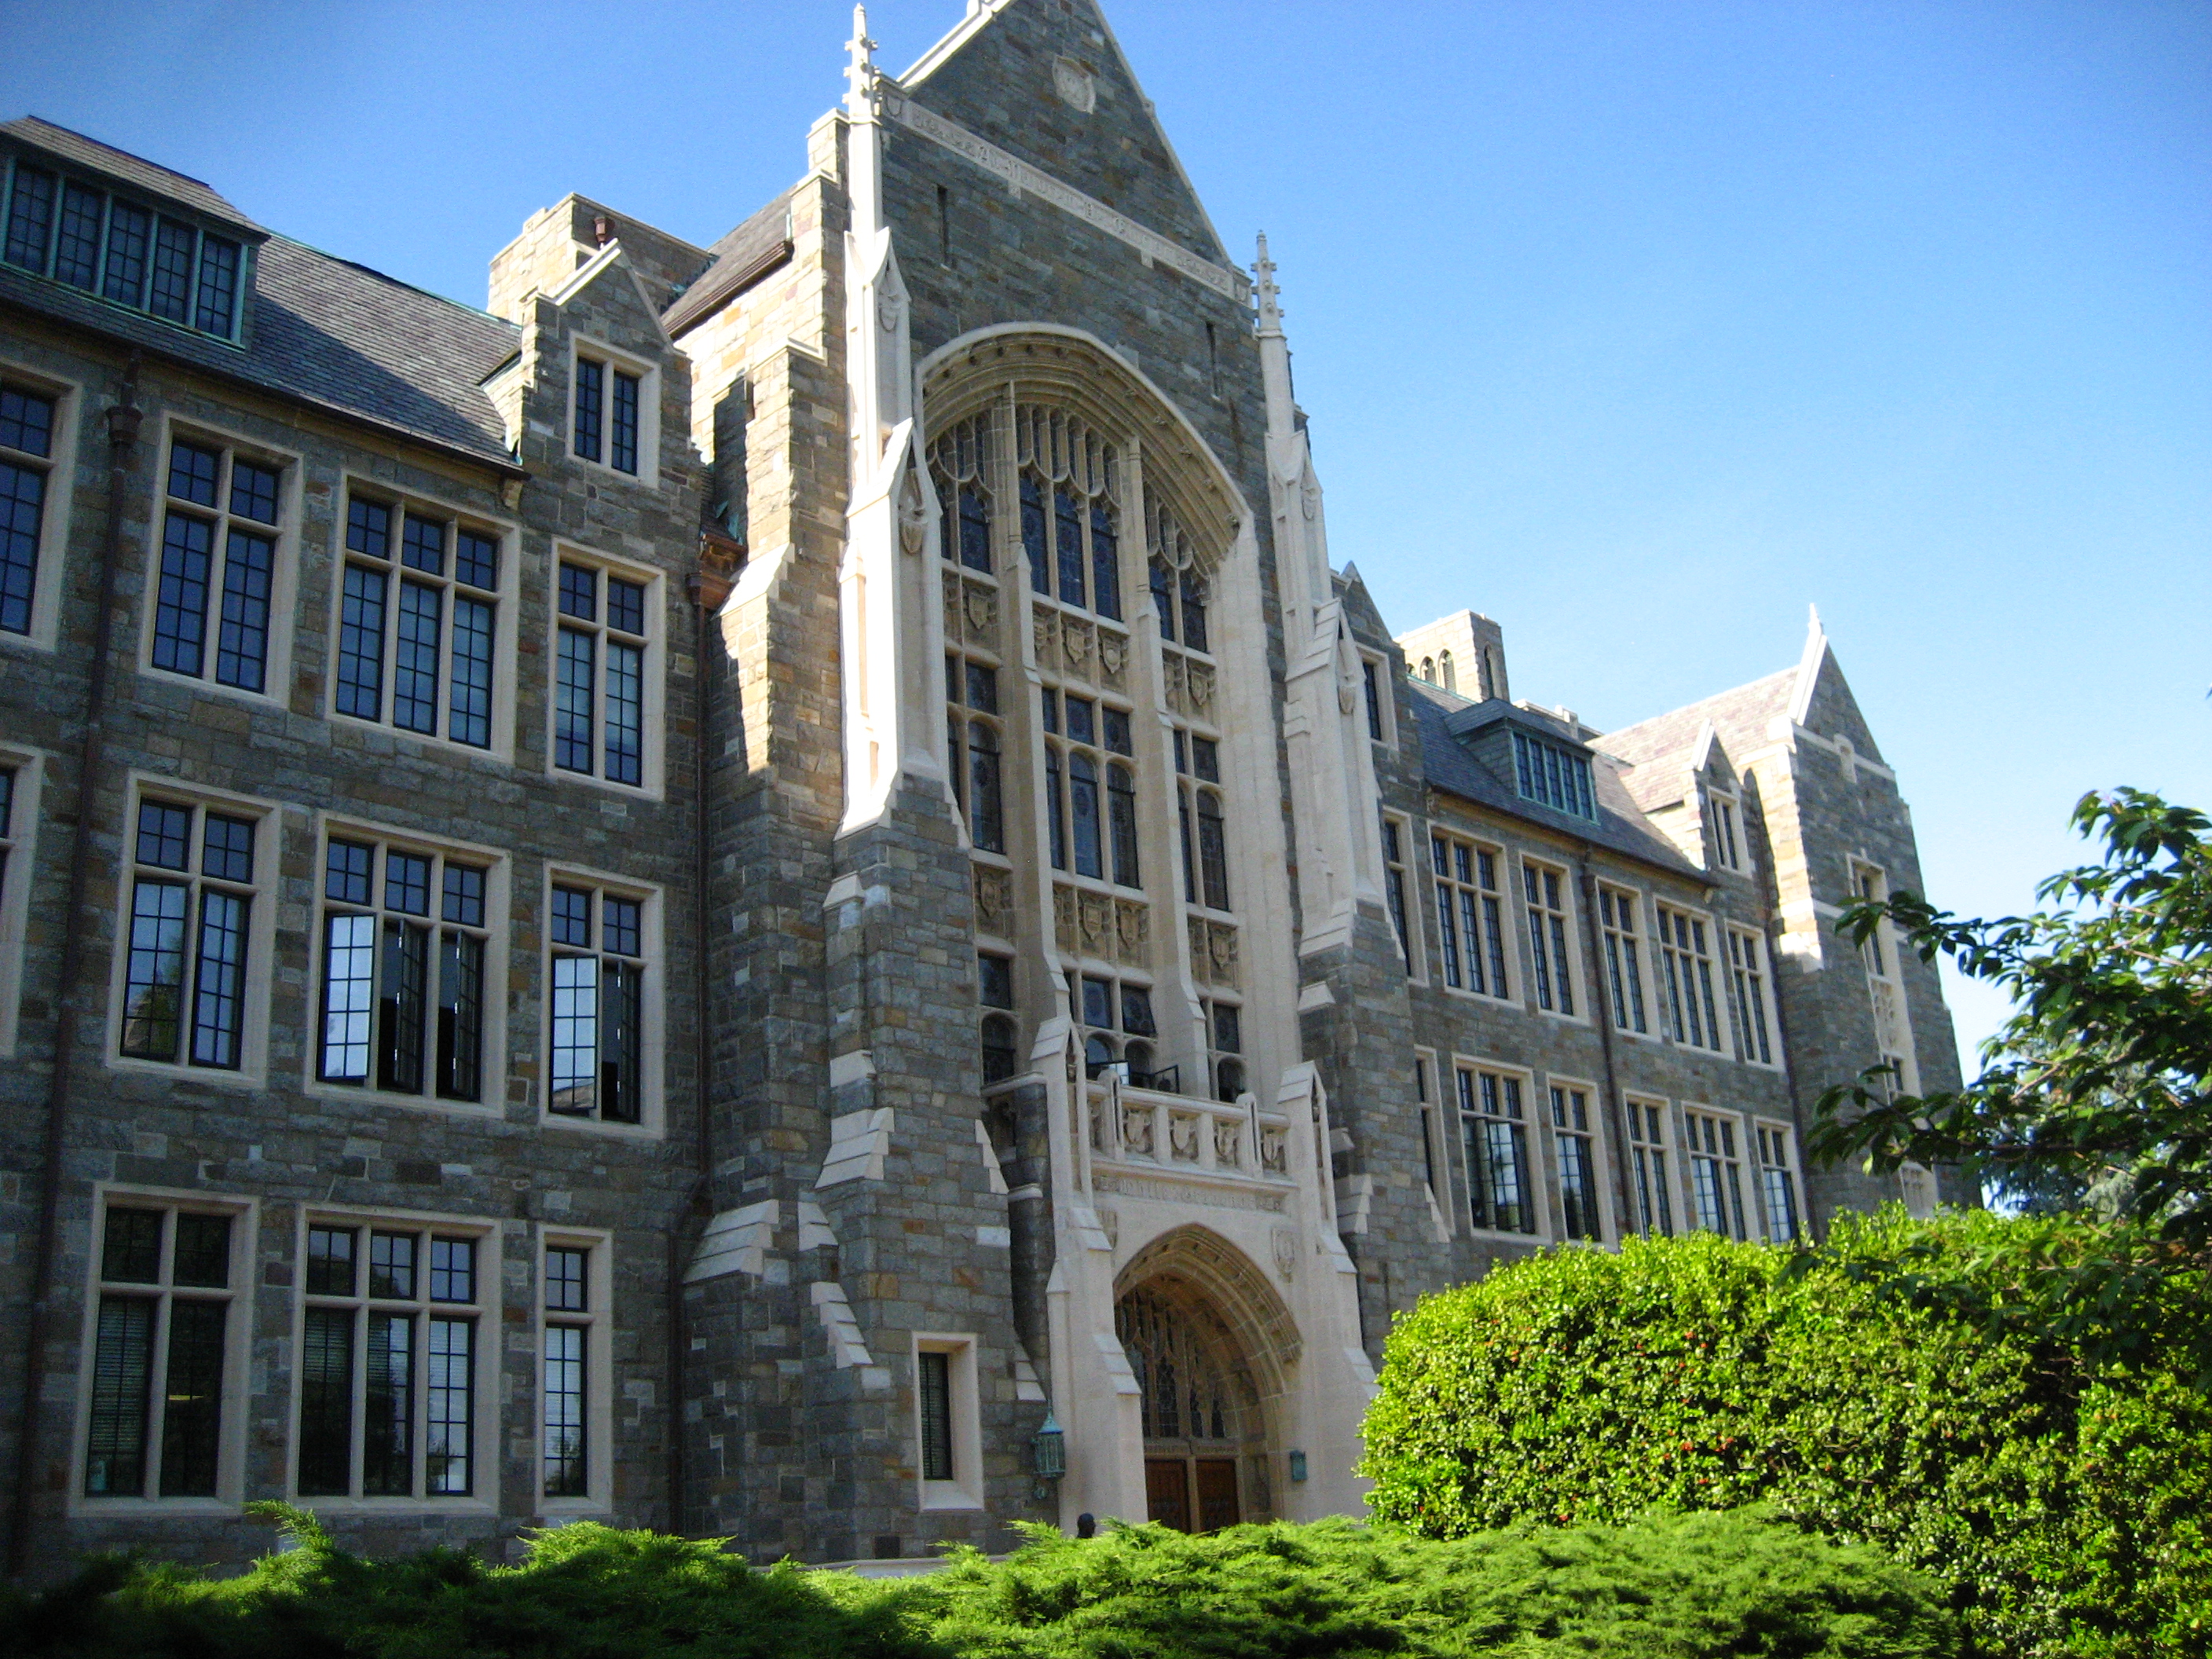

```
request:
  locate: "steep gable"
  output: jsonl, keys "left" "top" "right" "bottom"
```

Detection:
{"left": 899, "top": 0, "right": 1229, "bottom": 266}
{"left": 1792, "top": 639, "right": 1888, "bottom": 767}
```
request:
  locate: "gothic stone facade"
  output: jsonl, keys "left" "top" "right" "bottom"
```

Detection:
{"left": 0, "top": 0, "right": 1961, "bottom": 1580}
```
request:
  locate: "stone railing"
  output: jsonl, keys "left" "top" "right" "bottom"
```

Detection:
{"left": 1086, "top": 1080, "right": 1288, "bottom": 1185}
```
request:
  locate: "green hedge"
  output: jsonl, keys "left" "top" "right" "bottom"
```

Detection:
{"left": 1360, "top": 1208, "right": 2212, "bottom": 1657}
{"left": 2, "top": 1507, "right": 1955, "bottom": 1659}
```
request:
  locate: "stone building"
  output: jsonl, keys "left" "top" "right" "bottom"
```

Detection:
{"left": 0, "top": 0, "right": 1961, "bottom": 1579}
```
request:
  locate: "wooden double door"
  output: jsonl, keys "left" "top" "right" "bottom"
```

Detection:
{"left": 1145, "top": 1456, "right": 1240, "bottom": 1533}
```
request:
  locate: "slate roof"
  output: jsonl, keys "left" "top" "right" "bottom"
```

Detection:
{"left": 1408, "top": 679, "right": 1700, "bottom": 877}
{"left": 1601, "top": 667, "right": 1795, "bottom": 770}
{"left": 662, "top": 189, "right": 794, "bottom": 338}
{"left": 2, "top": 117, "right": 263, "bottom": 234}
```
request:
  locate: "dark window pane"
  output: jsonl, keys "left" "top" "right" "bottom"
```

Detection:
{"left": 1121, "top": 985, "right": 1155, "bottom": 1036}
{"left": 346, "top": 496, "right": 390, "bottom": 558}
{"left": 1214, "top": 1003, "right": 1241, "bottom": 1053}
{"left": 437, "top": 928, "right": 484, "bottom": 1102}
{"left": 602, "top": 958, "right": 643, "bottom": 1123}
{"left": 0, "top": 456, "right": 44, "bottom": 635}
{"left": 543, "top": 1322, "right": 588, "bottom": 1496}
{"left": 968, "top": 720, "right": 1002, "bottom": 853}
{"left": 122, "top": 877, "right": 189, "bottom": 1060}
{"left": 379, "top": 917, "right": 429, "bottom": 1093}
{"left": 1081, "top": 977, "right": 1112, "bottom": 1029}
{"left": 158, "top": 1298, "right": 225, "bottom": 1496}
{"left": 611, "top": 370, "right": 640, "bottom": 474}
{"left": 336, "top": 563, "right": 387, "bottom": 719}
{"left": 442, "top": 863, "right": 485, "bottom": 927}
{"left": 1149, "top": 558, "right": 1174, "bottom": 641}
{"left": 393, "top": 579, "right": 441, "bottom": 733}
{"left": 605, "top": 638, "right": 642, "bottom": 784}
{"left": 918, "top": 1350, "right": 953, "bottom": 1480}
{"left": 964, "top": 661, "right": 998, "bottom": 714}
{"left": 151, "top": 512, "right": 213, "bottom": 676}
{"left": 1069, "top": 753, "right": 1101, "bottom": 878}
{"left": 55, "top": 182, "right": 102, "bottom": 289}
{"left": 1054, "top": 485, "right": 1083, "bottom": 605}
{"left": 573, "top": 357, "right": 603, "bottom": 463}
{"left": 102, "top": 201, "right": 150, "bottom": 306}
{"left": 454, "top": 528, "right": 497, "bottom": 591}
{"left": 1020, "top": 474, "right": 1047, "bottom": 589}
{"left": 545, "top": 1247, "right": 588, "bottom": 1312}
{"left": 1190, "top": 737, "right": 1219, "bottom": 783}
{"left": 324, "top": 840, "right": 372, "bottom": 905}
{"left": 229, "top": 458, "right": 280, "bottom": 524}
{"left": 430, "top": 1237, "right": 474, "bottom": 1302}
{"left": 425, "top": 1317, "right": 473, "bottom": 1494}
{"left": 400, "top": 513, "right": 445, "bottom": 576}
{"left": 958, "top": 483, "right": 991, "bottom": 573}
{"left": 4, "top": 167, "right": 56, "bottom": 273}
{"left": 977, "top": 954, "right": 1013, "bottom": 1009}
{"left": 559, "top": 562, "right": 596, "bottom": 621}
{"left": 1102, "top": 707, "right": 1130, "bottom": 755}
{"left": 306, "top": 1225, "right": 357, "bottom": 1297}
{"left": 137, "top": 800, "right": 192, "bottom": 870}
{"left": 192, "top": 237, "right": 240, "bottom": 335}
{"left": 980, "top": 1013, "right": 1017, "bottom": 1085}
{"left": 167, "top": 441, "right": 219, "bottom": 507}
{"left": 1090, "top": 501, "right": 1120, "bottom": 621}
{"left": 1178, "top": 570, "right": 1208, "bottom": 654}
{"left": 363, "top": 1311, "right": 412, "bottom": 1496}
{"left": 602, "top": 895, "right": 640, "bottom": 958}
{"left": 102, "top": 1208, "right": 164, "bottom": 1284}
{"left": 368, "top": 1230, "right": 416, "bottom": 1299}
{"left": 1197, "top": 793, "right": 1229, "bottom": 911}
{"left": 1064, "top": 696, "right": 1093, "bottom": 746}
{"left": 215, "top": 529, "right": 272, "bottom": 691}
{"left": 172, "top": 1214, "right": 231, "bottom": 1287}
{"left": 0, "top": 384, "right": 55, "bottom": 457}
{"left": 551, "top": 886, "right": 592, "bottom": 948}
{"left": 85, "top": 1295, "right": 153, "bottom": 1494}
{"left": 1108, "top": 764, "right": 1139, "bottom": 887}
{"left": 148, "top": 218, "right": 194, "bottom": 322}
{"left": 189, "top": 888, "right": 248, "bottom": 1068}
{"left": 606, "top": 575, "right": 645, "bottom": 635}
{"left": 297, "top": 1305, "right": 354, "bottom": 1495}
{"left": 449, "top": 595, "right": 493, "bottom": 749}
{"left": 555, "top": 627, "right": 595, "bottom": 773}
{"left": 383, "top": 851, "right": 430, "bottom": 915}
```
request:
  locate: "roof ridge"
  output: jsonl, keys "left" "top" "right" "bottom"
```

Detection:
{"left": 12, "top": 115, "right": 222, "bottom": 194}
{"left": 1602, "top": 664, "right": 1796, "bottom": 742}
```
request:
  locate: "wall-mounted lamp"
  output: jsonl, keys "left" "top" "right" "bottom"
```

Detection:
{"left": 1288, "top": 1449, "right": 1309, "bottom": 1483}
{"left": 1031, "top": 1408, "right": 1066, "bottom": 1500}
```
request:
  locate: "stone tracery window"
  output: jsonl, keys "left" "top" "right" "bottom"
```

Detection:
{"left": 1148, "top": 501, "right": 1207, "bottom": 652}
{"left": 930, "top": 415, "right": 993, "bottom": 573}
{"left": 1116, "top": 1282, "right": 1239, "bottom": 1443}
{"left": 1015, "top": 408, "right": 1119, "bottom": 618}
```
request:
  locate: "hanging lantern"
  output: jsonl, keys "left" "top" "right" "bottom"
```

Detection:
{"left": 1031, "top": 1409, "right": 1067, "bottom": 1481}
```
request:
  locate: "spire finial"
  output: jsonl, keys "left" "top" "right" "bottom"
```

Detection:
{"left": 1807, "top": 601, "right": 1824, "bottom": 639}
{"left": 844, "top": 5, "right": 878, "bottom": 116}
{"left": 1253, "top": 232, "right": 1282, "bottom": 334}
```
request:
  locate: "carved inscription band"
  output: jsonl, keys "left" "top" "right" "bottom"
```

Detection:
{"left": 886, "top": 93, "right": 1249, "bottom": 305}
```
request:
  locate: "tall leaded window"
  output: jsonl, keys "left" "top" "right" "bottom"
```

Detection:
{"left": 1042, "top": 688, "right": 1135, "bottom": 886}
{"left": 917, "top": 1350, "right": 954, "bottom": 1480}
{"left": 1077, "top": 972, "right": 1155, "bottom": 1080}
{"left": 335, "top": 493, "right": 500, "bottom": 749}
{"left": 1684, "top": 1108, "right": 1749, "bottom": 1239}
{"left": 1656, "top": 906, "right": 1725, "bottom": 1052}
{"left": 548, "top": 881, "right": 646, "bottom": 1125}
{"left": 297, "top": 1221, "right": 483, "bottom": 1499}
{"left": 573, "top": 353, "right": 643, "bottom": 475}
{"left": 119, "top": 797, "right": 258, "bottom": 1070}
{"left": 1361, "top": 658, "right": 1386, "bottom": 742}
{"left": 1705, "top": 788, "right": 1744, "bottom": 872}
{"left": 947, "top": 656, "right": 1004, "bottom": 854}
{"left": 1624, "top": 1100, "right": 1675, "bottom": 1236}
{"left": 979, "top": 952, "right": 1016, "bottom": 1086}
{"left": 1148, "top": 502, "right": 1207, "bottom": 651}
{"left": 1458, "top": 1066, "right": 1535, "bottom": 1235}
{"left": 1549, "top": 1085, "right": 1602, "bottom": 1242}
{"left": 1, "top": 158, "right": 245, "bottom": 338}
{"left": 1599, "top": 887, "right": 1649, "bottom": 1034}
{"left": 929, "top": 413, "right": 994, "bottom": 573}
{"left": 1432, "top": 833, "right": 1509, "bottom": 998}
{"left": 1014, "top": 407, "right": 1119, "bottom": 618}
{"left": 1755, "top": 1123, "right": 1802, "bottom": 1243}
{"left": 1, "top": 380, "right": 56, "bottom": 637}
{"left": 541, "top": 1242, "right": 595, "bottom": 1500}
{"left": 1379, "top": 815, "right": 1415, "bottom": 975}
{"left": 1522, "top": 860, "right": 1576, "bottom": 1015}
{"left": 1207, "top": 998, "right": 1243, "bottom": 1102}
{"left": 1511, "top": 731, "right": 1596, "bottom": 819}
{"left": 1726, "top": 925, "right": 1774, "bottom": 1064}
{"left": 555, "top": 561, "right": 650, "bottom": 787}
{"left": 317, "top": 836, "right": 489, "bottom": 1102}
{"left": 83, "top": 1201, "right": 238, "bottom": 1499}
{"left": 1173, "top": 730, "right": 1226, "bottom": 910}
{"left": 152, "top": 437, "right": 281, "bottom": 694}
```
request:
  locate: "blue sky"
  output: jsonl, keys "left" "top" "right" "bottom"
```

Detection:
{"left": 5, "top": 0, "right": 2206, "bottom": 1068}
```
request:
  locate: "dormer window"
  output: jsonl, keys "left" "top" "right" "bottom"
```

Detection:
{"left": 2, "top": 158, "right": 244, "bottom": 341}
{"left": 1511, "top": 730, "right": 1596, "bottom": 819}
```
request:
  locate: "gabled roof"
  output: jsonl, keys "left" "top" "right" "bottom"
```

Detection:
{"left": 1409, "top": 681, "right": 1700, "bottom": 877}
{"left": 2, "top": 117, "right": 264, "bottom": 236}
{"left": 1599, "top": 667, "right": 1795, "bottom": 772}
{"left": 661, "top": 189, "right": 794, "bottom": 337}
{"left": 0, "top": 233, "right": 521, "bottom": 469}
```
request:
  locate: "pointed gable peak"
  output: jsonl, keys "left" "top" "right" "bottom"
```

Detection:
{"left": 1789, "top": 602, "right": 1830, "bottom": 727}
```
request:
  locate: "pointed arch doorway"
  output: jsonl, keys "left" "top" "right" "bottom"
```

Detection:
{"left": 1113, "top": 1226, "right": 1300, "bottom": 1533}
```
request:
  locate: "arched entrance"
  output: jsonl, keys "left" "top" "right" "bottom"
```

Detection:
{"left": 1113, "top": 1226, "right": 1300, "bottom": 1532}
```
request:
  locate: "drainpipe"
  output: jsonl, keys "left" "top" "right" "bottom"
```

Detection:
{"left": 665, "top": 540, "right": 736, "bottom": 1536}
{"left": 8, "top": 356, "right": 142, "bottom": 1575}
{"left": 1575, "top": 852, "right": 1636, "bottom": 1236}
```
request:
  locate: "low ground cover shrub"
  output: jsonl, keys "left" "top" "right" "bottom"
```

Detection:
{"left": 1, "top": 1506, "right": 1954, "bottom": 1659}
{"left": 1361, "top": 1208, "right": 2212, "bottom": 1657}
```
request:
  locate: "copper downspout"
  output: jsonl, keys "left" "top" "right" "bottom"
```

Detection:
{"left": 8, "top": 356, "right": 142, "bottom": 1574}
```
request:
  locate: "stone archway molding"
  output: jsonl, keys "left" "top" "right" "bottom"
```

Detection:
{"left": 1114, "top": 1223, "right": 1302, "bottom": 1375}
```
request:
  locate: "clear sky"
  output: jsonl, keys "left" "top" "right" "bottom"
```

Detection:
{"left": 5, "top": 0, "right": 2206, "bottom": 1071}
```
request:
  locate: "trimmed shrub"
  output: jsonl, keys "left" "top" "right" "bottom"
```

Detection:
{"left": 1360, "top": 1208, "right": 2212, "bottom": 1657}
{"left": 899, "top": 1509, "right": 1954, "bottom": 1658}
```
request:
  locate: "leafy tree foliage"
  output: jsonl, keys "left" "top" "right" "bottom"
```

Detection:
{"left": 1360, "top": 1212, "right": 2212, "bottom": 1657}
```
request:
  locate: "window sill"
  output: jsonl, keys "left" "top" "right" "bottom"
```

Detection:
{"left": 328, "top": 711, "right": 512, "bottom": 768}
{"left": 303, "top": 1079, "right": 503, "bottom": 1119}
{"left": 106, "top": 1052, "right": 266, "bottom": 1091}
{"left": 138, "top": 663, "right": 289, "bottom": 712}
{"left": 919, "top": 1480, "right": 983, "bottom": 1512}
{"left": 547, "top": 764, "right": 664, "bottom": 804}
{"left": 67, "top": 1495, "right": 244, "bottom": 1518}
{"left": 541, "top": 1111, "right": 663, "bottom": 1141}
{"left": 291, "top": 1495, "right": 500, "bottom": 1517}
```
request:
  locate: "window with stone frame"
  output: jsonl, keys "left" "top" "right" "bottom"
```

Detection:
{"left": 1511, "top": 730, "right": 1595, "bottom": 819}
{"left": 2, "top": 157, "right": 245, "bottom": 338}
{"left": 334, "top": 490, "right": 504, "bottom": 752}
{"left": 1360, "top": 654, "right": 1392, "bottom": 744}
{"left": 1171, "top": 727, "right": 1229, "bottom": 913}
{"left": 571, "top": 349, "right": 645, "bottom": 477}
{"left": 1457, "top": 1064, "right": 1536, "bottom": 1236}
{"left": 978, "top": 950, "right": 1017, "bottom": 1086}
{"left": 540, "top": 1235, "right": 606, "bottom": 1504}
{"left": 1431, "top": 832, "right": 1511, "bottom": 999}
{"left": 1704, "top": 787, "right": 1745, "bottom": 872}
{"left": 0, "top": 753, "right": 32, "bottom": 1056}
{"left": 2, "top": 378, "right": 60, "bottom": 639}
{"left": 1755, "top": 1122, "right": 1802, "bottom": 1243}
{"left": 316, "top": 831, "right": 494, "bottom": 1104}
{"left": 1078, "top": 972, "right": 1159, "bottom": 1085}
{"left": 1548, "top": 1083, "right": 1603, "bottom": 1242}
{"left": 1521, "top": 858, "right": 1577, "bottom": 1016}
{"left": 1655, "top": 905, "right": 1727, "bottom": 1052}
{"left": 149, "top": 434, "right": 284, "bottom": 697}
{"left": 1147, "top": 500, "right": 1207, "bottom": 652}
{"left": 1683, "top": 1108, "right": 1750, "bottom": 1240}
{"left": 1015, "top": 407, "right": 1120, "bottom": 620}
{"left": 1205, "top": 996, "right": 1243, "bottom": 1102}
{"left": 947, "top": 655, "right": 1005, "bottom": 855}
{"left": 1624, "top": 1097, "right": 1675, "bottom": 1237}
{"left": 1042, "top": 687, "right": 1137, "bottom": 887}
{"left": 1415, "top": 1052, "right": 1449, "bottom": 1221}
{"left": 295, "top": 1218, "right": 490, "bottom": 1501}
{"left": 929, "top": 412, "right": 993, "bottom": 573}
{"left": 554, "top": 556, "right": 654, "bottom": 789}
{"left": 1725, "top": 925, "right": 1777, "bottom": 1066}
{"left": 1379, "top": 813, "right": 1418, "bottom": 976}
{"left": 1851, "top": 861, "right": 1920, "bottom": 1096}
{"left": 81, "top": 1197, "right": 245, "bottom": 1500}
{"left": 117, "top": 793, "right": 264, "bottom": 1073}
{"left": 547, "top": 878, "right": 650, "bottom": 1126}
{"left": 1598, "top": 884, "right": 1650, "bottom": 1035}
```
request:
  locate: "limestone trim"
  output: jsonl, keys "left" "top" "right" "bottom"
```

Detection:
{"left": 0, "top": 742, "right": 44, "bottom": 1056}
{"left": 1114, "top": 1224, "right": 1302, "bottom": 1373}
{"left": 0, "top": 353, "right": 80, "bottom": 654}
